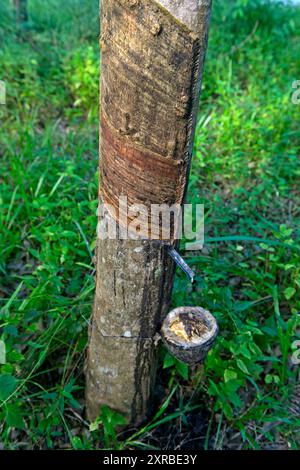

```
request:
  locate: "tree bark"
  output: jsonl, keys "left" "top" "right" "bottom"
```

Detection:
{"left": 14, "top": 0, "right": 28, "bottom": 24}
{"left": 86, "top": 0, "right": 212, "bottom": 424}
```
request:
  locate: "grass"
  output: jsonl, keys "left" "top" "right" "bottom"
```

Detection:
{"left": 0, "top": 0, "right": 300, "bottom": 450}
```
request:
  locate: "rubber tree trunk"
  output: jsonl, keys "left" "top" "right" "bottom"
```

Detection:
{"left": 86, "top": 0, "right": 212, "bottom": 424}
{"left": 14, "top": 0, "right": 28, "bottom": 24}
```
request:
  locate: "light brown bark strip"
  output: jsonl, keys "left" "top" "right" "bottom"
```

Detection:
{"left": 157, "top": 0, "right": 210, "bottom": 32}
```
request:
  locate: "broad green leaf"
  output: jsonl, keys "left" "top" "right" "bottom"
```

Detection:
{"left": 176, "top": 360, "right": 189, "bottom": 381}
{"left": 5, "top": 404, "right": 25, "bottom": 429}
{"left": 236, "top": 359, "right": 249, "bottom": 375}
{"left": 224, "top": 369, "right": 237, "bottom": 382}
{"left": 163, "top": 352, "right": 175, "bottom": 369}
{"left": 238, "top": 343, "right": 252, "bottom": 360}
{"left": 0, "top": 375, "right": 17, "bottom": 401}
{"left": 284, "top": 287, "right": 296, "bottom": 300}
{"left": 222, "top": 402, "right": 233, "bottom": 420}
{"left": 265, "top": 374, "right": 273, "bottom": 384}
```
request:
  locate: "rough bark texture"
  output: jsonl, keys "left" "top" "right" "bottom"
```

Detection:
{"left": 86, "top": 0, "right": 212, "bottom": 424}
{"left": 86, "top": 235, "right": 175, "bottom": 422}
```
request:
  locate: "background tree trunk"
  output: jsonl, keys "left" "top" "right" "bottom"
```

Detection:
{"left": 14, "top": 0, "right": 28, "bottom": 24}
{"left": 86, "top": 0, "right": 212, "bottom": 424}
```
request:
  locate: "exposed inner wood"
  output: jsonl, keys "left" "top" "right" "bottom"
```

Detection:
{"left": 156, "top": 0, "right": 210, "bottom": 32}
{"left": 100, "top": 114, "right": 182, "bottom": 240}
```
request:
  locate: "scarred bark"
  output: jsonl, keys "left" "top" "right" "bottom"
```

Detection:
{"left": 86, "top": 0, "right": 212, "bottom": 424}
